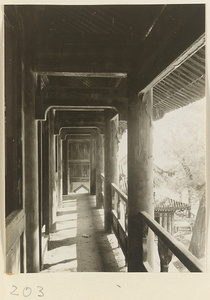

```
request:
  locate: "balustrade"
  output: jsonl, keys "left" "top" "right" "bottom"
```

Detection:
{"left": 138, "top": 211, "right": 203, "bottom": 272}
{"left": 111, "top": 183, "right": 128, "bottom": 232}
{"left": 98, "top": 177, "right": 203, "bottom": 272}
{"left": 110, "top": 183, "right": 128, "bottom": 257}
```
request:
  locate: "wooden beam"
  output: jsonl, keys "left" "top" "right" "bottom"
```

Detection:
{"left": 54, "top": 121, "right": 104, "bottom": 135}
{"left": 54, "top": 110, "right": 105, "bottom": 124}
{"left": 35, "top": 97, "right": 127, "bottom": 121}
{"left": 34, "top": 61, "right": 132, "bottom": 74}
{"left": 40, "top": 87, "right": 127, "bottom": 99}
{"left": 60, "top": 128, "right": 99, "bottom": 139}
{"left": 65, "top": 137, "right": 91, "bottom": 142}
{"left": 38, "top": 72, "right": 127, "bottom": 78}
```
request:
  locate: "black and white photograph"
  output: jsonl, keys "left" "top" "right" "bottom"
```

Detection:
{"left": 0, "top": 1, "right": 209, "bottom": 299}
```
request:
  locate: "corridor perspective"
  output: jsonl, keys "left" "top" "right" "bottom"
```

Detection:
{"left": 42, "top": 193, "right": 126, "bottom": 272}
{"left": 4, "top": 4, "right": 206, "bottom": 274}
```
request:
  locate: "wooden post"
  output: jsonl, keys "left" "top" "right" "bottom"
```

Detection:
{"left": 104, "top": 110, "right": 119, "bottom": 233}
{"left": 48, "top": 110, "right": 56, "bottom": 232}
{"left": 67, "top": 140, "right": 70, "bottom": 194}
{"left": 96, "top": 132, "right": 104, "bottom": 208}
{"left": 42, "top": 118, "right": 50, "bottom": 234}
{"left": 38, "top": 121, "right": 43, "bottom": 269}
{"left": 62, "top": 139, "right": 68, "bottom": 195}
{"left": 23, "top": 67, "right": 40, "bottom": 273}
{"left": 90, "top": 134, "right": 96, "bottom": 195}
{"left": 57, "top": 136, "right": 63, "bottom": 207}
{"left": 127, "top": 76, "right": 154, "bottom": 271}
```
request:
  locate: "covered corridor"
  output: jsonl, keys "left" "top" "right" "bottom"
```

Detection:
{"left": 41, "top": 193, "right": 126, "bottom": 272}
{"left": 4, "top": 4, "right": 206, "bottom": 274}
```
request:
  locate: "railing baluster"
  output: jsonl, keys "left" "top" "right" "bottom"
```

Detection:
{"left": 158, "top": 238, "right": 173, "bottom": 272}
{"left": 107, "top": 184, "right": 202, "bottom": 272}
{"left": 157, "top": 211, "right": 173, "bottom": 272}
{"left": 110, "top": 183, "right": 128, "bottom": 258}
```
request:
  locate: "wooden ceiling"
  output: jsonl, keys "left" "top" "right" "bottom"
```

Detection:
{"left": 6, "top": 4, "right": 205, "bottom": 124}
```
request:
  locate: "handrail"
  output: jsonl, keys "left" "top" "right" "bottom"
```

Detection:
{"left": 101, "top": 180, "right": 202, "bottom": 272}
{"left": 138, "top": 211, "right": 203, "bottom": 272}
{"left": 111, "top": 183, "right": 128, "bottom": 204}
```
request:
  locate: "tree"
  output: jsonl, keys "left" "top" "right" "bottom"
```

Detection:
{"left": 154, "top": 99, "right": 206, "bottom": 261}
{"left": 189, "top": 193, "right": 206, "bottom": 259}
{"left": 153, "top": 98, "right": 205, "bottom": 207}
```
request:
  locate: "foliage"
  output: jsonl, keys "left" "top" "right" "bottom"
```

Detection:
{"left": 153, "top": 98, "right": 206, "bottom": 205}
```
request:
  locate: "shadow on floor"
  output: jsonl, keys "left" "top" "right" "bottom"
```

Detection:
{"left": 42, "top": 193, "right": 126, "bottom": 272}
{"left": 43, "top": 258, "right": 77, "bottom": 269}
{"left": 76, "top": 194, "right": 127, "bottom": 272}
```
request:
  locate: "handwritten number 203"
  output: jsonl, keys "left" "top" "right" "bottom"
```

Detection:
{"left": 10, "top": 285, "right": 44, "bottom": 297}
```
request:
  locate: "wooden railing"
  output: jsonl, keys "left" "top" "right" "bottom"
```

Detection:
{"left": 111, "top": 183, "right": 128, "bottom": 257}
{"left": 138, "top": 211, "right": 203, "bottom": 272}
{"left": 111, "top": 183, "right": 128, "bottom": 231}
{"left": 99, "top": 179, "right": 203, "bottom": 272}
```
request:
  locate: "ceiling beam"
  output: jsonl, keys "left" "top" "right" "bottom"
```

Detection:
{"left": 60, "top": 127, "right": 99, "bottom": 139}
{"left": 54, "top": 110, "right": 105, "bottom": 134}
{"left": 38, "top": 72, "right": 127, "bottom": 78}
{"left": 35, "top": 92, "right": 127, "bottom": 120}
{"left": 41, "top": 87, "right": 127, "bottom": 99}
{"left": 54, "top": 121, "right": 104, "bottom": 135}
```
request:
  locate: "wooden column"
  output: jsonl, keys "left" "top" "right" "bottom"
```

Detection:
{"left": 23, "top": 67, "right": 40, "bottom": 273}
{"left": 90, "top": 134, "right": 96, "bottom": 195}
{"left": 42, "top": 118, "right": 50, "bottom": 234}
{"left": 127, "top": 79, "right": 154, "bottom": 271}
{"left": 62, "top": 139, "right": 68, "bottom": 195}
{"left": 57, "top": 136, "right": 63, "bottom": 207}
{"left": 101, "top": 134, "right": 105, "bottom": 172}
{"left": 55, "top": 136, "right": 59, "bottom": 207}
{"left": 67, "top": 140, "right": 70, "bottom": 194}
{"left": 48, "top": 110, "right": 56, "bottom": 232}
{"left": 38, "top": 121, "right": 43, "bottom": 269}
{"left": 96, "top": 132, "right": 104, "bottom": 208}
{"left": 104, "top": 111, "right": 119, "bottom": 232}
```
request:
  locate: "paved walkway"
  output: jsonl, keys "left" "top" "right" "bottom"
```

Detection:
{"left": 42, "top": 193, "right": 127, "bottom": 272}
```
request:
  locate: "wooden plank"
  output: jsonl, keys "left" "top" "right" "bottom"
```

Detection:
{"left": 139, "top": 211, "right": 203, "bottom": 272}
{"left": 38, "top": 72, "right": 127, "bottom": 78}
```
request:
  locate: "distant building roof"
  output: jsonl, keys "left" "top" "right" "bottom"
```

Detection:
{"left": 155, "top": 198, "right": 190, "bottom": 212}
